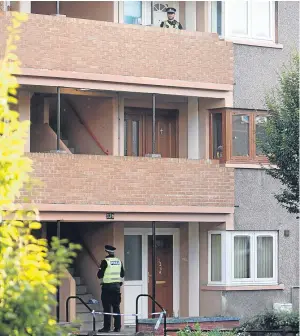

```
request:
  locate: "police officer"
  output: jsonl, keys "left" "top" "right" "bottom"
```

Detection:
{"left": 97, "top": 245, "right": 125, "bottom": 333}
{"left": 160, "top": 7, "right": 183, "bottom": 29}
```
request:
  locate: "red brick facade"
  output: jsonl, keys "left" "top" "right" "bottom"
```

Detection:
{"left": 0, "top": 12, "right": 233, "bottom": 84}
{"left": 22, "top": 153, "right": 234, "bottom": 207}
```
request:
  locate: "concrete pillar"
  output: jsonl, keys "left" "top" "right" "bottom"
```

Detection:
{"left": 198, "top": 104, "right": 209, "bottom": 160}
{"left": 178, "top": 104, "right": 188, "bottom": 158}
{"left": 185, "top": 1, "right": 197, "bottom": 31}
{"left": 18, "top": 90, "right": 31, "bottom": 152}
{"left": 11, "top": 0, "right": 31, "bottom": 13}
{"left": 187, "top": 97, "right": 199, "bottom": 159}
{"left": 188, "top": 222, "right": 200, "bottom": 316}
{"left": 180, "top": 223, "right": 189, "bottom": 316}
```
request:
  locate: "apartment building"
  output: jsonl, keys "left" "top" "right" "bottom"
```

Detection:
{"left": 0, "top": 0, "right": 298, "bottom": 329}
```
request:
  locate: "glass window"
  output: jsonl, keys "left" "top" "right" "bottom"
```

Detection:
{"left": 234, "top": 235, "right": 251, "bottom": 278}
{"left": 232, "top": 114, "right": 249, "bottom": 156}
{"left": 124, "top": 235, "right": 142, "bottom": 281}
{"left": 211, "top": 234, "right": 222, "bottom": 281}
{"left": 211, "top": 1, "right": 223, "bottom": 35}
{"left": 255, "top": 115, "right": 267, "bottom": 156}
{"left": 124, "top": 1, "right": 142, "bottom": 25}
{"left": 212, "top": 113, "right": 223, "bottom": 159}
{"left": 257, "top": 236, "right": 273, "bottom": 278}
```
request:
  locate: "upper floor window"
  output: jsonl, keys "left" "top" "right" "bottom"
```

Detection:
{"left": 209, "top": 108, "right": 268, "bottom": 164}
{"left": 124, "top": 1, "right": 142, "bottom": 25}
{"left": 211, "top": 1, "right": 275, "bottom": 42}
{"left": 208, "top": 231, "right": 278, "bottom": 286}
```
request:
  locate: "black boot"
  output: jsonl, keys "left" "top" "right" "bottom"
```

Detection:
{"left": 98, "top": 328, "right": 110, "bottom": 333}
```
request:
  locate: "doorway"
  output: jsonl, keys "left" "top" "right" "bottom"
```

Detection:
{"left": 124, "top": 108, "right": 178, "bottom": 158}
{"left": 123, "top": 228, "right": 180, "bottom": 325}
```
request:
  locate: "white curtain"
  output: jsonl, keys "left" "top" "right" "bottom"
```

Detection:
{"left": 234, "top": 236, "right": 250, "bottom": 278}
{"left": 211, "top": 234, "right": 222, "bottom": 281}
{"left": 257, "top": 236, "right": 273, "bottom": 278}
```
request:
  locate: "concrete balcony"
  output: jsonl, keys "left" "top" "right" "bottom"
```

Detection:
{"left": 23, "top": 153, "right": 234, "bottom": 212}
{"left": 0, "top": 12, "right": 233, "bottom": 90}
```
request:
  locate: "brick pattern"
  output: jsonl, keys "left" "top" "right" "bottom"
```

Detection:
{"left": 137, "top": 320, "right": 240, "bottom": 336}
{"left": 0, "top": 12, "right": 233, "bottom": 84}
{"left": 22, "top": 153, "right": 235, "bottom": 207}
{"left": 0, "top": 2, "right": 4, "bottom": 12}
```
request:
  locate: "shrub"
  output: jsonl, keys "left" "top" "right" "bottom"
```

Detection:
{"left": 239, "top": 310, "right": 299, "bottom": 331}
{"left": 177, "top": 324, "right": 236, "bottom": 336}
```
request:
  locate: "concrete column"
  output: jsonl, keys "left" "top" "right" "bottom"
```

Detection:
{"left": 188, "top": 222, "right": 200, "bottom": 316}
{"left": 187, "top": 97, "right": 200, "bottom": 159}
{"left": 185, "top": 1, "right": 197, "bottom": 31}
{"left": 198, "top": 104, "right": 209, "bottom": 160}
{"left": 180, "top": 223, "right": 189, "bottom": 316}
{"left": 18, "top": 90, "right": 31, "bottom": 153}
{"left": 178, "top": 104, "right": 188, "bottom": 158}
{"left": 11, "top": 1, "right": 31, "bottom": 13}
{"left": 117, "top": 94, "right": 125, "bottom": 156}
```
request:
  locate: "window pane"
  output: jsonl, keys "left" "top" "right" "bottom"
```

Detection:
{"left": 211, "top": 234, "right": 222, "bottom": 281}
{"left": 124, "top": 1, "right": 142, "bottom": 25}
{"left": 255, "top": 116, "right": 267, "bottom": 156}
{"left": 132, "top": 120, "right": 139, "bottom": 156}
{"left": 251, "top": 1, "right": 271, "bottom": 40}
{"left": 234, "top": 236, "right": 251, "bottom": 278}
{"left": 257, "top": 236, "right": 273, "bottom": 278}
{"left": 212, "top": 113, "right": 223, "bottom": 159}
{"left": 211, "top": 1, "right": 223, "bottom": 35}
{"left": 232, "top": 114, "right": 249, "bottom": 156}
{"left": 124, "top": 235, "right": 142, "bottom": 280}
{"left": 227, "top": 1, "right": 248, "bottom": 36}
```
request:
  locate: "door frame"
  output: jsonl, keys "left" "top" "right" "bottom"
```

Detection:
{"left": 124, "top": 227, "right": 180, "bottom": 319}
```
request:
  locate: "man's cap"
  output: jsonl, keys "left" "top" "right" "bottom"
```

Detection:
{"left": 105, "top": 245, "right": 116, "bottom": 253}
{"left": 166, "top": 7, "right": 176, "bottom": 14}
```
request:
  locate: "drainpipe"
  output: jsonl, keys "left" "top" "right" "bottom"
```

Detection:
{"left": 152, "top": 94, "right": 156, "bottom": 154}
{"left": 56, "top": 220, "right": 61, "bottom": 322}
{"left": 152, "top": 221, "right": 156, "bottom": 314}
{"left": 56, "top": 87, "right": 61, "bottom": 151}
{"left": 56, "top": 0, "right": 60, "bottom": 15}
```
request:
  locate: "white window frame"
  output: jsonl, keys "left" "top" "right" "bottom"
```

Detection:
{"left": 118, "top": 1, "right": 152, "bottom": 25}
{"left": 209, "top": 1, "right": 276, "bottom": 43}
{"left": 208, "top": 230, "right": 278, "bottom": 286}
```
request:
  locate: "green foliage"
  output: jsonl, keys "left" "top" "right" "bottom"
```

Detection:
{"left": 239, "top": 310, "right": 299, "bottom": 331}
{"left": 259, "top": 54, "right": 299, "bottom": 214}
{"left": 177, "top": 324, "right": 236, "bottom": 336}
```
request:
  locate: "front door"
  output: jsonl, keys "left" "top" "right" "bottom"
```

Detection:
{"left": 125, "top": 108, "right": 178, "bottom": 158}
{"left": 148, "top": 235, "right": 173, "bottom": 316}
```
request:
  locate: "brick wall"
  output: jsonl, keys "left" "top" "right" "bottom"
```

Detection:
{"left": 22, "top": 153, "right": 234, "bottom": 207}
{"left": 0, "top": 12, "right": 233, "bottom": 84}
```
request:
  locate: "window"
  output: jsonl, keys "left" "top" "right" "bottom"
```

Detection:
{"left": 124, "top": 235, "right": 142, "bottom": 281}
{"left": 208, "top": 231, "right": 278, "bottom": 286}
{"left": 123, "top": 1, "right": 152, "bottom": 26}
{"left": 210, "top": 1, "right": 275, "bottom": 42}
{"left": 209, "top": 109, "right": 268, "bottom": 163}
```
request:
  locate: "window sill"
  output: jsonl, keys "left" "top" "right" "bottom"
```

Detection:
{"left": 201, "top": 284, "right": 284, "bottom": 291}
{"left": 221, "top": 37, "right": 283, "bottom": 49}
{"left": 225, "top": 163, "right": 277, "bottom": 169}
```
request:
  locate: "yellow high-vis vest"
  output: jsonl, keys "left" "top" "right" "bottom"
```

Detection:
{"left": 103, "top": 258, "right": 121, "bottom": 284}
{"left": 161, "top": 20, "right": 180, "bottom": 29}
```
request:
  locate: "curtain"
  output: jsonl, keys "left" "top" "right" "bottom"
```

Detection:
{"left": 257, "top": 236, "right": 273, "bottom": 278}
{"left": 234, "top": 236, "right": 250, "bottom": 278}
{"left": 211, "top": 234, "right": 222, "bottom": 281}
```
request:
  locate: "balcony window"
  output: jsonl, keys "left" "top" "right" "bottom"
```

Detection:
{"left": 210, "top": 1, "right": 275, "bottom": 43}
{"left": 209, "top": 109, "right": 268, "bottom": 163}
{"left": 208, "top": 231, "right": 278, "bottom": 286}
{"left": 124, "top": 1, "right": 142, "bottom": 25}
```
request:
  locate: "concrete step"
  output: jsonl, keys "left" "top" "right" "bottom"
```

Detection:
{"left": 77, "top": 312, "right": 103, "bottom": 323}
{"left": 77, "top": 284, "right": 88, "bottom": 295}
{"left": 62, "top": 139, "right": 69, "bottom": 146}
{"left": 80, "top": 320, "right": 103, "bottom": 332}
{"left": 69, "top": 147, "right": 75, "bottom": 154}
{"left": 76, "top": 293, "right": 93, "bottom": 303}
{"left": 77, "top": 302, "right": 102, "bottom": 313}
{"left": 75, "top": 276, "right": 83, "bottom": 285}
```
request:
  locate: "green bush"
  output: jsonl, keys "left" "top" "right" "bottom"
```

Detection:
{"left": 239, "top": 310, "right": 299, "bottom": 331}
{"left": 177, "top": 324, "right": 236, "bottom": 336}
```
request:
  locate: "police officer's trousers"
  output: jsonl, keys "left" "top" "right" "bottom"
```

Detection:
{"left": 101, "top": 287, "right": 121, "bottom": 330}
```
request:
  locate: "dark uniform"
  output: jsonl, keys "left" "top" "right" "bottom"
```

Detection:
{"left": 160, "top": 7, "right": 183, "bottom": 29}
{"left": 97, "top": 245, "right": 125, "bottom": 333}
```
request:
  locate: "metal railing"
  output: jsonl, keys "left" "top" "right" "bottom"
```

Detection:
{"left": 136, "top": 294, "right": 167, "bottom": 336}
{"left": 66, "top": 295, "right": 96, "bottom": 332}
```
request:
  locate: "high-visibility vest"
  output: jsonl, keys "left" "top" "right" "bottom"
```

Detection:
{"left": 102, "top": 258, "right": 122, "bottom": 284}
{"left": 161, "top": 20, "right": 180, "bottom": 29}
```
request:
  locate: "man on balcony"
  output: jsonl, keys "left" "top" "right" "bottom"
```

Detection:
{"left": 160, "top": 7, "right": 183, "bottom": 29}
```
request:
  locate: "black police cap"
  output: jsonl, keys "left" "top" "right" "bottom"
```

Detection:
{"left": 105, "top": 245, "right": 116, "bottom": 253}
{"left": 166, "top": 7, "right": 176, "bottom": 14}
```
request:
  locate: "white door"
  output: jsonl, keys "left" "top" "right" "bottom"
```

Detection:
{"left": 124, "top": 234, "right": 147, "bottom": 325}
{"left": 152, "top": 2, "right": 180, "bottom": 27}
